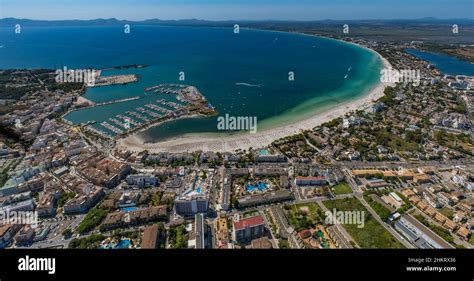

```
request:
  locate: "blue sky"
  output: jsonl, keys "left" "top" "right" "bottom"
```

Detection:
{"left": 1, "top": 0, "right": 473, "bottom": 21}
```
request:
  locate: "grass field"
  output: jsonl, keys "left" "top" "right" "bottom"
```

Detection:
{"left": 332, "top": 183, "right": 353, "bottom": 195}
{"left": 283, "top": 202, "right": 323, "bottom": 232}
{"left": 374, "top": 128, "right": 420, "bottom": 152}
{"left": 323, "top": 198, "right": 405, "bottom": 249}
{"left": 363, "top": 194, "right": 392, "bottom": 221}
{"left": 438, "top": 207, "right": 454, "bottom": 220}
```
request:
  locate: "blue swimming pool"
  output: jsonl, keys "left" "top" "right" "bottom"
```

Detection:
{"left": 116, "top": 239, "right": 131, "bottom": 249}
{"left": 100, "top": 239, "right": 131, "bottom": 249}
{"left": 121, "top": 207, "right": 139, "bottom": 212}
{"left": 246, "top": 182, "right": 268, "bottom": 192}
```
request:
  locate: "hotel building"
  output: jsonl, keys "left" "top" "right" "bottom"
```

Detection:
{"left": 232, "top": 215, "right": 266, "bottom": 242}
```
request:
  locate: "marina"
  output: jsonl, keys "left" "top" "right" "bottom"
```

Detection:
{"left": 74, "top": 84, "right": 217, "bottom": 139}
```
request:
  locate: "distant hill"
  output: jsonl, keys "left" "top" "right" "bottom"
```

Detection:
{"left": 0, "top": 17, "right": 473, "bottom": 27}
{"left": 1, "top": 17, "right": 473, "bottom": 44}
{"left": 0, "top": 17, "right": 229, "bottom": 27}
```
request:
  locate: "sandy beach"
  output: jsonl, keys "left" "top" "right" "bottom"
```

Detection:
{"left": 118, "top": 39, "right": 394, "bottom": 153}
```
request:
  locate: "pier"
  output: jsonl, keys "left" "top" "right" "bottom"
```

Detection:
{"left": 100, "top": 64, "right": 147, "bottom": 71}
{"left": 100, "top": 121, "right": 124, "bottom": 135}
{"left": 116, "top": 115, "right": 142, "bottom": 127}
{"left": 145, "top": 84, "right": 186, "bottom": 92}
{"left": 61, "top": 96, "right": 140, "bottom": 122}
{"left": 127, "top": 111, "right": 150, "bottom": 122}
{"left": 86, "top": 126, "right": 111, "bottom": 139}
{"left": 94, "top": 96, "right": 140, "bottom": 107}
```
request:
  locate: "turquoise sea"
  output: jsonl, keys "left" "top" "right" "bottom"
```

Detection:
{"left": 0, "top": 25, "right": 382, "bottom": 141}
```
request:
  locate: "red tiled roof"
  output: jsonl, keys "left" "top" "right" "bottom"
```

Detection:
{"left": 233, "top": 215, "right": 264, "bottom": 231}
{"left": 141, "top": 224, "right": 159, "bottom": 249}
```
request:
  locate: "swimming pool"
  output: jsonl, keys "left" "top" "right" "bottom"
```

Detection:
{"left": 100, "top": 239, "right": 131, "bottom": 249}
{"left": 121, "top": 207, "right": 139, "bottom": 212}
{"left": 246, "top": 182, "right": 268, "bottom": 192}
{"left": 116, "top": 239, "right": 131, "bottom": 249}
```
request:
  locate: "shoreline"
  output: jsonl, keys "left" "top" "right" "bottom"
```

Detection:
{"left": 118, "top": 36, "right": 394, "bottom": 153}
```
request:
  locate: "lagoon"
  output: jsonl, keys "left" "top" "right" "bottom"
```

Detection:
{"left": 406, "top": 48, "right": 474, "bottom": 76}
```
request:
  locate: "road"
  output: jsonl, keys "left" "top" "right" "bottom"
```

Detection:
{"left": 355, "top": 193, "right": 415, "bottom": 249}
{"left": 23, "top": 214, "right": 85, "bottom": 249}
{"left": 261, "top": 210, "right": 281, "bottom": 248}
{"left": 335, "top": 160, "right": 474, "bottom": 169}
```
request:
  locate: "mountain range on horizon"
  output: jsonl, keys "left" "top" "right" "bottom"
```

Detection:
{"left": 1, "top": 17, "right": 474, "bottom": 27}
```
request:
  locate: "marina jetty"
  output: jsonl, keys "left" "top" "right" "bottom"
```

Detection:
{"left": 100, "top": 64, "right": 147, "bottom": 71}
{"left": 76, "top": 96, "right": 140, "bottom": 109}
{"left": 145, "top": 84, "right": 186, "bottom": 92}
{"left": 63, "top": 96, "right": 141, "bottom": 116}
{"left": 94, "top": 96, "right": 140, "bottom": 107}
{"left": 81, "top": 84, "right": 217, "bottom": 140}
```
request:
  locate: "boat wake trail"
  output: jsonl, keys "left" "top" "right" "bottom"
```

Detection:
{"left": 344, "top": 66, "right": 352, "bottom": 79}
{"left": 235, "top": 83, "right": 262, "bottom": 88}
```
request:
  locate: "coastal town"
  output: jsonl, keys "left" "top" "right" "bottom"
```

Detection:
{"left": 0, "top": 31, "right": 473, "bottom": 251}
